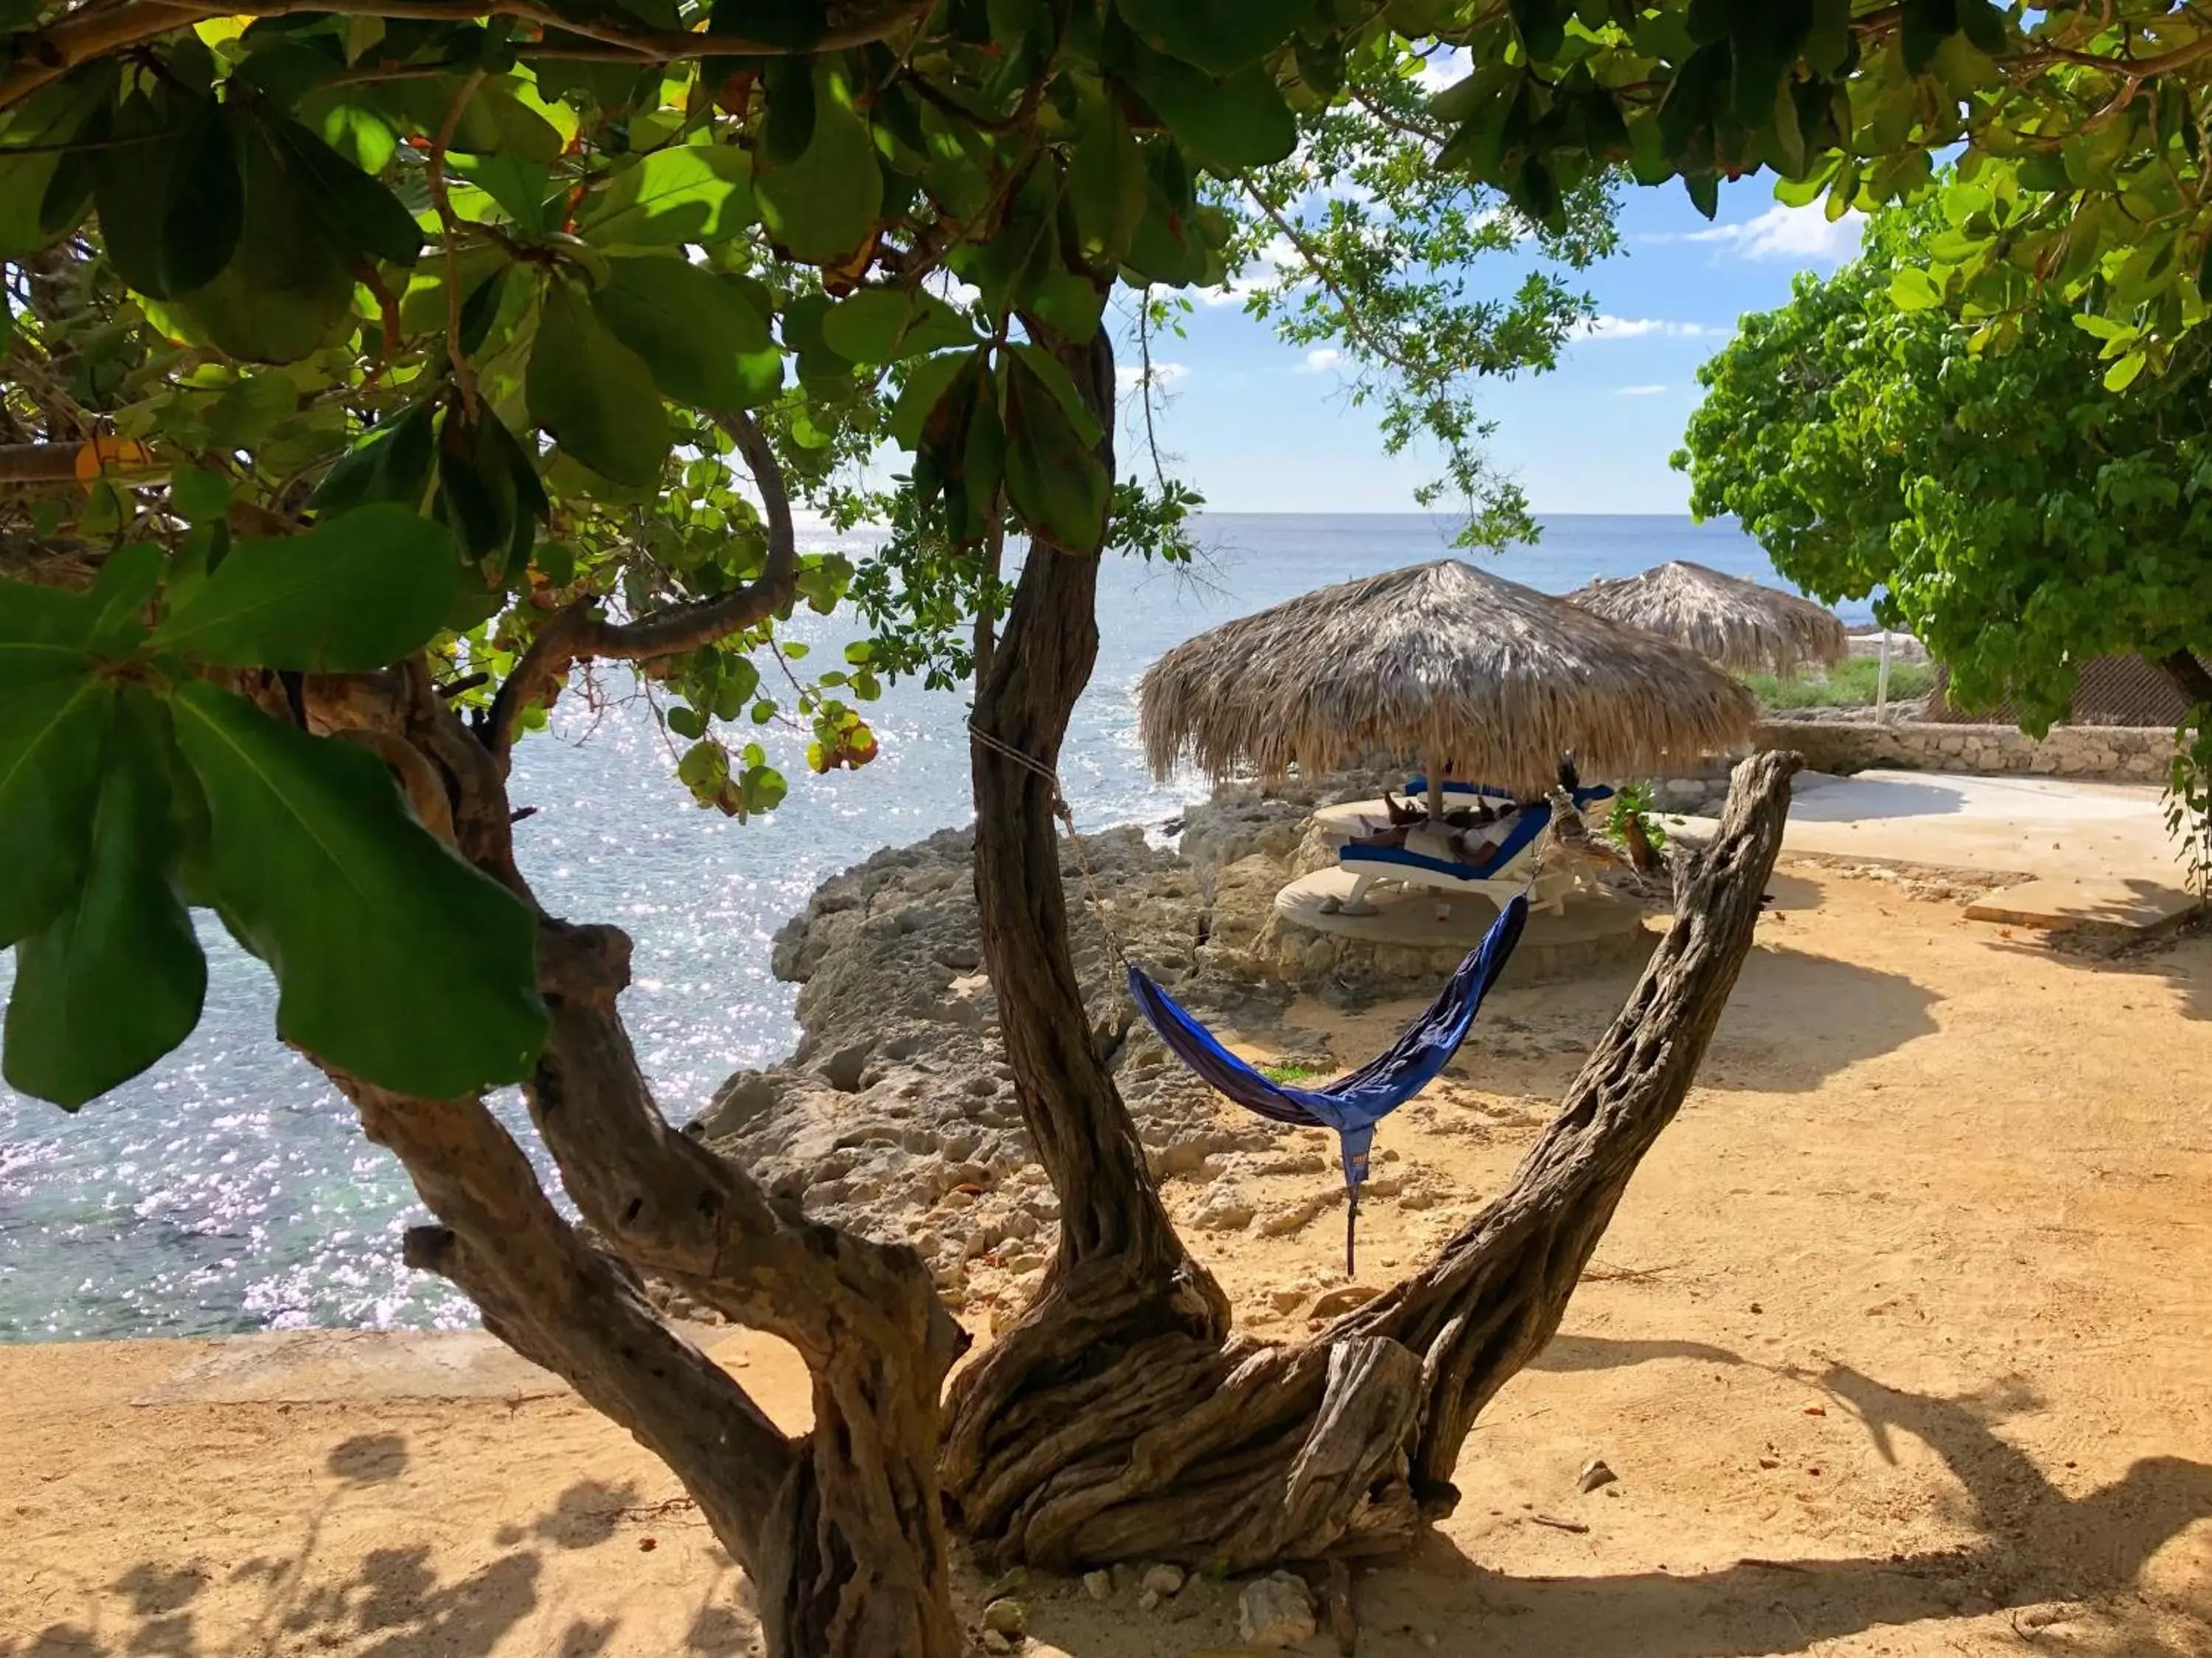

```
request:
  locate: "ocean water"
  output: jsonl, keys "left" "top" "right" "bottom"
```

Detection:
{"left": 0, "top": 513, "right": 1857, "bottom": 1342}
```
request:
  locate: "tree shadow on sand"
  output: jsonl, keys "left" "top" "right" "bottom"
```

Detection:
{"left": 1986, "top": 912, "right": 2212, "bottom": 1025}
{"left": 0, "top": 1439, "right": 755, "bottom": 1658}
{"left": 1346, "top": 1359, "right": 2212, "bottom": 1658}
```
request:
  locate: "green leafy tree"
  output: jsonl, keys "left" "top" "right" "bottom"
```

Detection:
{"left": 4, "top": 2, "right": 2205, "bottom": 1650}
{"left": 1675, "top": 196, "right": 2212, "bottom": 884}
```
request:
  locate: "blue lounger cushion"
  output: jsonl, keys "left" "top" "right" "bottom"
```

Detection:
{"left": 1346, "top": 786, "right": 1618, "bottom": 884}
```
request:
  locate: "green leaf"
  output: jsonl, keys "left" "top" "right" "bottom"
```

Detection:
{"left": 459, "top": 79, "right": 566, "bottom": 166}
{"left": 0, "top": 648, "right": 110, "bottom": 945}
{"left": 526, "top": 277, "right": 672, "bottom": 487}
{"left": 451, "top": 153, "right": 552, "bottom": 233}
{"left": 4, "top": 687, "right": 204, "bottom": 1109}
{"left": 171, "top": 465, "right": 233, "bottom": 525}
{"left": 592, "top": 254, "right": 784, "bottom": 410}
{"left": 204, "top": 373, "right": 299, "bottom": 452}
{"left": 437, "top": 403, "right": 521, "bottom": 566}
{"left": 1115, "top": 0, "right": 1317, "bottom": 74}
{"left": 1026, "top": 271, "right": 1105, "bottom": 342}
{"left": 92, "top": 87, "right": 239, "bottom": 296}
{"left": 1001, "top": 351, "right": 1107, "bottom": 551}
{"left": 163, "top": 97, "right": 248, "bottom": 296}
{"left": 820, "top": 287, "right": 975, "bottom": 363}
{"left": 95, "top": 93, "right": 180, "bottom": 297}
{"left": 1506, "top": 0, "right": 1565, "bottom": 58}
{"left": 1888, "top": 265, "right": 1942, "bottom": 311}
{"left": 754, "top": 58, "right": 882, "bottom": 263}
{"left": 1119, "top": 48, "right": 1297, "bottom": 173}
{"left": 457, "top": 264, "right": 511, "bottom": 357}
{"left": 889, "top": 349, "right": 975, "bottom": 448}
{"left": 2104, "top": 350, "right": 2147, "bottom": 392}
{"left": 758, "top": 52, "right": 817, "bottom": 164}
{"left": 712, "top": 655, "right": 760, "bottom": 719}
{"left": 86, "top": 543, "right": 161, "bottom": 652}
{"left": 1068, "top": 88, "right": 1146, "bottom": 264}
{"left": 170, "top": 681, "right": 547, "bottom": 1097}
{"left": 310, "top": 402, "right": 437, "bottom": 516}
{"left": 267, "top": 111, "right": 425, "bottom": 267}
{"left": 1008, "top": 342, "right": 1103, "bottom": 446}
{"left": 299, "top": 91, "right": 397, "bottom": 173}
{"left": 0, "top": 69, "right": 116, "bottom": 258}
{"left": 582, "top": 142, "right": 757, "bottom": 246}
{"left": 172, "top": 124, "right": 357, "bottom": 364}
{"left": 1806, "top": 0, "right": 1852, "bottom": 75}
{"left": 153, "top": 504, "right": 462, "bottom": 672}
{"left": 1125, "top": 155, "right": 1208, "bottom": 284}
{"left": 1899, "top": 0, "right": 1954, "bottom": 76}
{"left": 1958, "top": 0, "right": 2006, "bottom": 55}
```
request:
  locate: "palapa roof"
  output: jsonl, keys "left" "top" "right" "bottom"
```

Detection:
{"left": 1137, "top": 559, "right": 1757, "bottom": 791}
{"left": 1565, "top": 560, "right": 1847, "bottom": 675}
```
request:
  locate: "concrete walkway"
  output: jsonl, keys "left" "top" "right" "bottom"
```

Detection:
{"left": 1674, "top": 769, "right": 2186, "bottom": 885}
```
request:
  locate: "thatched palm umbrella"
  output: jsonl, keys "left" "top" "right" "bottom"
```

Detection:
{"left": 1138, "top": 559, "right": 1756, "bottom": 816}
{"left": 1565, "top": 560, "right": 1847, "bottom": 676}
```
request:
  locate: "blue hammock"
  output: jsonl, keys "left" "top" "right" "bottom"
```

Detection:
{"left": 1127, "top": 895, "right": 1529, "bottom": 1274}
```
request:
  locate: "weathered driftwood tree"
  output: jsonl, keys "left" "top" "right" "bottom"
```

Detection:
{"left": 4, "top": 1, "right": 2188, "bottom": 1652}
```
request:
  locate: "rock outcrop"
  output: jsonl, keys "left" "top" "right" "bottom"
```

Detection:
{"left": 683, "top": 791, "right": 1321, "bottom": 1308}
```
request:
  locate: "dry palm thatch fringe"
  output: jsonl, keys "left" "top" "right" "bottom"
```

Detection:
{"left": 1565, "top": 560, "right": 1848, "bottom": 676}
{"left": 1137, "top": 560, "right": 1757, "bottom": 793}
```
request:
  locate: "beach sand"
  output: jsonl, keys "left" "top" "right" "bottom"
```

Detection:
{"left": 4, "top": 869, "right": 2209, "bottom": 1657}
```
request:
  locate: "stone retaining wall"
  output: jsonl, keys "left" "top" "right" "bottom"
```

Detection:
{"left": 1749, "top": 717, "right": 2178, "bottom": 783}
{"left": 1644, "top": 717, "right": 2182, "bottom": 814}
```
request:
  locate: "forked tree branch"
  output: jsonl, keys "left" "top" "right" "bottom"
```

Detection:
{"left": 339, "top": 1075, "right": 799, "bottom": 1572}
{"left": 486, "top": 409, "right": 801, "bottom": 763}
{"left": 942, "top": 750, "right": 1804, "bottom": 1569}
{"left": 0, "top": 0, "right": 934, "bottom": 112}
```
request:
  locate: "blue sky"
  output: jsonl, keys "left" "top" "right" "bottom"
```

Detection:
{"left": 1126, "top": 181, "right": 1864, "bottom": 517}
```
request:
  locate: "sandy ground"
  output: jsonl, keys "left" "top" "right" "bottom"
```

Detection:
{"left": 1678, "top": 771, "right": 2184, "bottom": 887}
{"left": 4, "top": 867, "right": 2210, "bottom": 1658}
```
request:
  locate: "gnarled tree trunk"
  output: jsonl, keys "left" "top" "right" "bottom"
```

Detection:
{"left": 331, "top": 760, "right": 966, "bottom": 1658}
{"left": 303, "top": 413, "right": 967, "bottom": 1658}
{"left": 953, "top": 320, "right": 1804, "bottom": 1571}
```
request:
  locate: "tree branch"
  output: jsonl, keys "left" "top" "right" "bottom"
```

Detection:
{"left": 1, "top": 0, "right": 935, "bottom": 113}
{"left": 339, "top": 1075, "right": 798, "bottom": 1573}
{"left": 529, "top": 915, "right": 966, "bottom": 1356}
{"left": 1239, "top": 184, "right": 1423, "bottom": 380}
{"left": 486, "top": 409, "right": 800, "bottom": 763}
{"left": 1345, "top": 749, "right": 1803, "bottom": 1498}
{"left": 428, "top": 68, "right": 488, "bottom": 417}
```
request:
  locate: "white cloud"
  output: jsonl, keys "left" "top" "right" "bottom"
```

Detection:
{"left": 1615, "top": 384, "right": 1669, "bottom": 398}
{"left": 1412, "top": 47, "right": 1471, "bottom": 93}
{"left": 1205, "top": 235, "right": 1305, "bottom": 306}
{"left": 1663, "top": 201, "right": 1865, "bottom": 263}
{"left": 1295, "top": 348, "right": 1342, "bottom": 374}
{"left": 1571, "top": 315, "right": 1724, "bottom": 341}
{"left": 1116, "top": 361, "right": 1189, "bottom": 390}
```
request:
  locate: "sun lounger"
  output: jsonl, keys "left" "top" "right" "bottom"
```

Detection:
{"left": 1328, "top": 784, "right": 1616, "bottom": 917}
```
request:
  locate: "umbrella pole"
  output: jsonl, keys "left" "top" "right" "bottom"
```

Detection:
{"left": 1426, "top": 756, "right": 1446, "bottom": 823}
